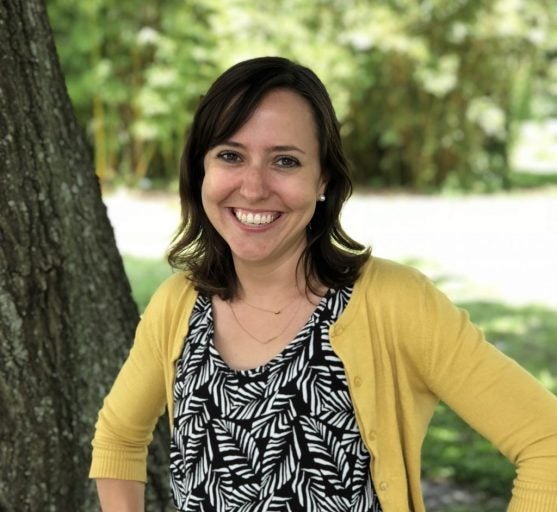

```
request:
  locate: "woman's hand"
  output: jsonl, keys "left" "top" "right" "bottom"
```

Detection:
{"left": 96, "top": 479, "right": 144, "bottom": 512}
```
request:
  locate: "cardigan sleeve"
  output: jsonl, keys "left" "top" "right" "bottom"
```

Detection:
{"left": 418, "top": 275, "right": 557, "bottom": 511}
{"left": 89, "top": 286, "right": 170, "bottom": 482}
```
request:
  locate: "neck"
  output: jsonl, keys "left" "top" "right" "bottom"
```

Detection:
{"left": 233, "top": 249, "right": 307, "bottom": 302}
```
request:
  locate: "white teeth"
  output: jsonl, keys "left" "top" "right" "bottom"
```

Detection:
{"left": 234, "top": 209, "right": 276, "bottom": 226}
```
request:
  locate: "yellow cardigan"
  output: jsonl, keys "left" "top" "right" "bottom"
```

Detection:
{"left": 90, "top": 257, "right": 557, "bottom": 511}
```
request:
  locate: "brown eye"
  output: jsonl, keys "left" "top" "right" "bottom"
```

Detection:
{"left": 217, "top": 151, "right": 241, "bottom": 163}
{"left": 276, "top": 156, "right": 300, "bottom": 168}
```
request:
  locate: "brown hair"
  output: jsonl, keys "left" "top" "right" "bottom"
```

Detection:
{"left": 168, "top": 56, "right": 369, "bottom": 299}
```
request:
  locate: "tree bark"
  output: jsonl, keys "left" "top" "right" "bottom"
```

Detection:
{"left": 0, "top": 0, "right": 170, "bottom": 510}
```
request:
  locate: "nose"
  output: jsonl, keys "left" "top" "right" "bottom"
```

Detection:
{"left": 239, "top": 163, "right": 270, "bottom": 202}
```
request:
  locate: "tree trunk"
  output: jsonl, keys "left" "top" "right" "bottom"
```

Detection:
{"left": 0, "top": 0, "right": 170, "bottom": 510}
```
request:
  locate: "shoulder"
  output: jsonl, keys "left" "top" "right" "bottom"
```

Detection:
{"left": 352, "top": 256, "right": 467, "bottom": 336}
{"left": 336, "top": 256, "right": 431, "bottom": 329}
{"left": 144, "top": 271, "right": 197, "bottom": 314}
{"left": 356, "top": 256, "right": 430, "bottom": 299}
{"left": 341, "top": 257, "right": 467, "bottom": 373}
{"left": 137, "top": 271, "right": 198, "bottom": 363}
{"left": 140, "top": 271, "right": 198, "bottom": 338}
{"left": 347, "top": 256, "right": 456, "bottom": 332}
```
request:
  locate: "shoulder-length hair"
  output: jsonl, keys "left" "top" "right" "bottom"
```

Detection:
{"left": 168, "top": 56, "right": 370, "bottom": 299}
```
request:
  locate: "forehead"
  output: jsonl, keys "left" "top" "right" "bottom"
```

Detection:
{"left": 226, "top": 89, "right": 319, "bottom": 147}
{"left": 256, "top": 88, "right": 312, "bottom": 112}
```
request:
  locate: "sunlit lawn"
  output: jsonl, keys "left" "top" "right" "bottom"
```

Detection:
{"left": 122, "top": 256, "right": 173, "bottom": 312}
{"left": 122, "top": 254, "right": 557, "bottom": 510}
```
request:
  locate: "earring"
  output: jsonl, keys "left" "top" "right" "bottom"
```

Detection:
{"left": 318, "top": 194, "right": 326, "bottom": 202}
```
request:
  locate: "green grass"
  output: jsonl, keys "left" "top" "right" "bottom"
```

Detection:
{"left": 123, "top": 255, "right": 557, "bottom": 507}
{"left": 508, "top": 170, "right": 557, "bottom": 191}
{"left": 440, "top": 506, "right": 504, "bottom": 512}
{"left": 123, "top": 255, "right": 173, "bottom": 312}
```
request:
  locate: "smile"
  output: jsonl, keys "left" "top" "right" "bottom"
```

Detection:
{"left": 233, "top": 208, "right": 280, "bottom": 226}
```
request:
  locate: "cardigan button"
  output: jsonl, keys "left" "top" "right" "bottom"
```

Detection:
{"left": 353, "top": 376, "right": 363, "bottom": 387}
{"left": 379, "top": 481, "right": 388, "bottom": 491}
{"left": 368, "top": 430, "right": 377, "bottom": 441}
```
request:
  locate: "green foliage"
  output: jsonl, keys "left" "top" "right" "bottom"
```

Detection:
{"left": 47, "top": 0, "right": 556, "bottom": 190}
{"left": 509, "top": 171, "right": 557, "bottom": 190}
{"left": 340, "top": 0, "right": 553, "bottom": 190}
{"left": 47, "top": 0, "right": 216, "bottom": 183}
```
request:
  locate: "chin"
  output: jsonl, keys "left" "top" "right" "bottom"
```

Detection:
{"left": 232, "top": 251, "right": 273, "bottom": 264}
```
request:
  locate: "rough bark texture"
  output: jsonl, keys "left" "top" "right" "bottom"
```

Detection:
{"left": 0, "top": 1, "right": 170, "bottom": 510}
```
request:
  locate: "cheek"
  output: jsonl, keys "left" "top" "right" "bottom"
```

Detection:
{"left": 200, "top": 177, "right": 218, "bottom": 220}
{"left": 200, "top": 182, "right": 222, "bottom": 232}
{"left": 201, "top": 172, "right": 221, "bottom": 204}
{"left": 200, "top": 178, "right": 209, "bottom": 208}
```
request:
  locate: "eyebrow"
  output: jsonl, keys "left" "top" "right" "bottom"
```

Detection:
{"left": 219, "top": 140, "right": 306, "bottom": 155}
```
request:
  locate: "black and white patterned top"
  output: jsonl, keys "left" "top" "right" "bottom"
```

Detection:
{"left": 170, "top": 287, "right": 382, "bottom": 512}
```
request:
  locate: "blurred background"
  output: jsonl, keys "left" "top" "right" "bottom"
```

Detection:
{"left": 46, "top": 0, "right": 556, "bottom": 510}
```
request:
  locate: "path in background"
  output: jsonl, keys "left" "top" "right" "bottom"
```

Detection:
{"left": 343, "top": 190, "right": 557, "bottom": 307}
{"left": 104, "top": 187, "right": 557, "bottom": 308}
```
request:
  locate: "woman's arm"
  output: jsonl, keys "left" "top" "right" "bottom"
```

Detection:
{"left": 96, "top": 479, "right": 144, "bottom": 512}
{"left": 90, "top": 274, "right": 193, "bottom": 502}
{"left": 417, "top": 275, "right": 557, "bottom": 509}
{"left": 90, "top": 280, "right": 174, "bottom": 482}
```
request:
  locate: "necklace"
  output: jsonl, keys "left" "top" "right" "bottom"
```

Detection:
{"left": 228, "top": 296, "right": 302, "bottom": 344}
{"left": 239, "top": 297, "right": 295, "bottom": 315}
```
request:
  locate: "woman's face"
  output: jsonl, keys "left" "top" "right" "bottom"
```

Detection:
{"left": 202, "top": 89, "right": 326, "bottom": 269}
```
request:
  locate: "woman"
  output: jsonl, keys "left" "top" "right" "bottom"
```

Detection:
{"left": 90, "top": 57, "right": 557, "bottom": 511}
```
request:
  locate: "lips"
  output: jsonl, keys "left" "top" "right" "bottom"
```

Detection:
{"left": 233, "top": 208, "right": 280, "bottom": 226}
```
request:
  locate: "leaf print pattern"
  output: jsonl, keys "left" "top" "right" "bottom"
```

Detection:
{"left": 170, "top": 287, "right": 382, "bottom": 511}
{"left": 260, "top": 423, "right": 299, "bottom": 496}
{"left": 300, "top": 417, "right": 350, "bottom": 490}
{"left": 213, "top": 420, "right": 260, "bottom": 478}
